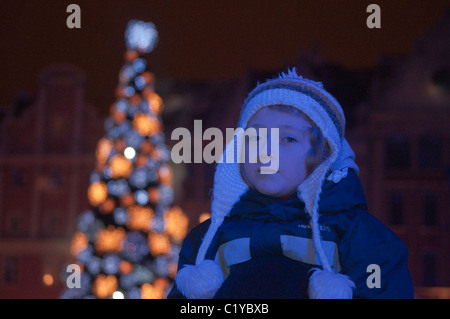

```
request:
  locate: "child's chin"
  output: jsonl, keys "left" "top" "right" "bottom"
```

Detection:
{"left": 254, "top": 184, "right": 285, "bottom": 197}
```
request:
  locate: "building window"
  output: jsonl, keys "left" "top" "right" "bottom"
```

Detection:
{"left": 36, "top": 169, "right": 64, "bottom": 191}
{"left": 423, "top": 194, "right": 439, "bottom": 226}
{"left": 389, "top": 192, "right": 404, "bottom": 225}
{"left": 422, "top": 253, "right": 437, "bottom": 287}
{"left": 6, "top": 212, "right": 25, "bottom": 237}
{"left": 12, "top": 169, "right": 27, "bottom": 188}
{"left": 419, "top": 135, "right": 443, "bottom": 169}
{"left": 42, "top": 212, "right": 63, "bottom": 238}
{"left": 385, "top": 135, "right": 411, "bottom": 169}
{"left": 3, "top": 257, "right": 19, "bottom": 284}
{"left": 49, "top": 169, "right": 63, "bottom": 188}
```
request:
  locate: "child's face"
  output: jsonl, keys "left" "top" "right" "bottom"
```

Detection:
{"left": 242, "top": 107, "right": 312, "bottom": 197}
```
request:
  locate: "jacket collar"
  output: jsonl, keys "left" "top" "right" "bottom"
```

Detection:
{"left": 319, "top": 169, "right": 367, "bottom": 215}
{"left": 228, "top": 168, "right": 367, "bottom": 221}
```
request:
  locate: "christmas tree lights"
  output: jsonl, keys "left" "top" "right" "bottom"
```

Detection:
{"left": 61, "top": 20, "right": 188, "bottom": 299}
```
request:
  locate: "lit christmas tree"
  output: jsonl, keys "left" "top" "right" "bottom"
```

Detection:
{"left": 61, "top": 20, "right": 188, "bottom": 299}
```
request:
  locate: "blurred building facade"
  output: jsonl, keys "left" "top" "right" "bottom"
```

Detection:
{"left": 0, "top": 64, "right": 104, "bottom": 298}
{"left": 362, "top": 13, "right": 450, "bottom": 297}
{"left": 0, "top": 13, "right": 449, "bottom": 299}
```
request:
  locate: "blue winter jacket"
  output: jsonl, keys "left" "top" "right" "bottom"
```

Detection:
{"left": 167, "top": 170, "right": 414, "bottom": 299}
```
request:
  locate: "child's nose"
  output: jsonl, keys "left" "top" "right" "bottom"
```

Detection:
{"left": 258, "top": 134, "right": 278, "bottom": 163}
{"left": 259, "top": 152, "right": 275, "bottom": 164}
{"left": 266, "top": 136, "right": 272, "bottom": 156}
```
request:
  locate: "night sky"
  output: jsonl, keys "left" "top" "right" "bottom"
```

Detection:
{"left": 1, "top": 0, "right": 449, "bottom": 113}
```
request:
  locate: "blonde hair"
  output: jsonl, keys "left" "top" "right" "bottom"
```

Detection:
{"left": 268, "top": 105, "right": 330, "bottom": 175}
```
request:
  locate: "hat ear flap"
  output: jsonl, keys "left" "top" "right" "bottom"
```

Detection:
{"left": 307, "top": 204, "right": 355, "bottom": 299}
{"left": 176, "top": 133, "right": 249, "bottom": 299}
{"left": 299, "top": 141, "right": 355, "bottom": 299}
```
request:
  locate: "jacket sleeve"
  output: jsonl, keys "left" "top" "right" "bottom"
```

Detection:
{"left": 336, "top": 208, "right": 414, "bottom": 299}
{"left": 166, "top": 219, "right": 211, "bottom": 299}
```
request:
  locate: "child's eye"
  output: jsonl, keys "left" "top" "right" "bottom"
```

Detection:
{"left": 282, "top": 136, "right": 297, "bottom": 143}
{"left": 250, "top": 135, "right": 267, "bottom": 142}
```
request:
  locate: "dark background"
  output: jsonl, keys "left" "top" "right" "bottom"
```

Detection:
{"left": 1, "top": 0, "right": 449, "bottom": 113}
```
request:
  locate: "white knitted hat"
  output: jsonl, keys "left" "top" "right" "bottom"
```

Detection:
{"left": 176, "top": 68, "right": 357, "bottom": 299}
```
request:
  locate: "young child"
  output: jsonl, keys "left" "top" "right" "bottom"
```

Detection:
{"left": 167, "top": 69, "right": 414, "bottom": 299}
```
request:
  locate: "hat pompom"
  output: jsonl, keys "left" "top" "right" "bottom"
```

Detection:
{"left": 308, "top": 268, "right": 355, "bottom": 299}
{"left": 175, "top": 260, "right": 224, "bottom": 299}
